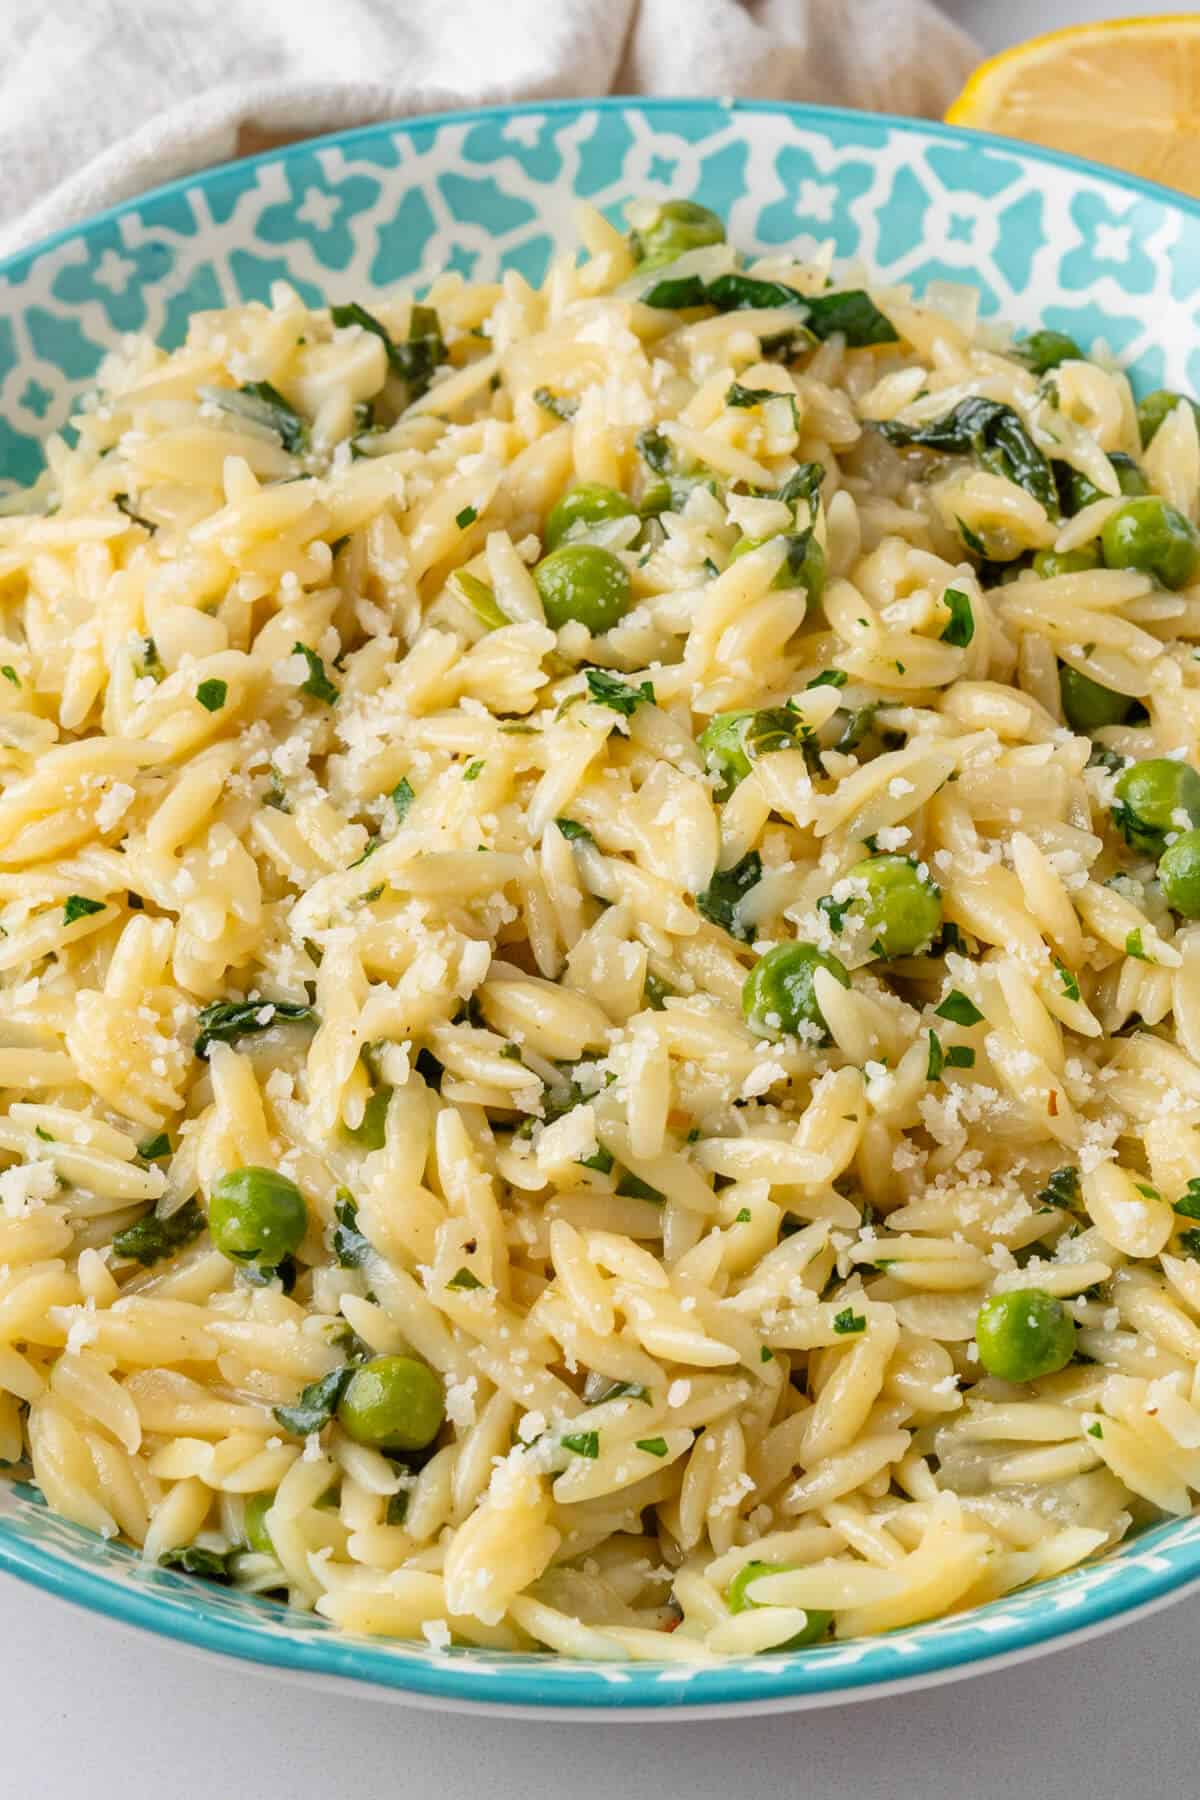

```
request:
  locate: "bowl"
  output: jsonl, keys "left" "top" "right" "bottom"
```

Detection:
{"left": 2, "top": 97, "right": 1200, "bottom": 1714}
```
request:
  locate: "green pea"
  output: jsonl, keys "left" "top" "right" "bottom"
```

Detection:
{"left": 1033, "top": 544, "right": 1101, "bottom": 579}
{"left": 1059, "top": 664, "right": 1134, "bottom": 733}
{"left": 1059, "top": 453, "right": 1148, "bottom": 515}
{"left": 699, "top": 706, "right": 801, "bottom": 798}
{"left": 843, "top": 854, "right": 942, "bottom": 959}
{"left": 726, "top": 1560, "right": 832, "bottom": 1649}
{"left": 1101, "top": 496, "right": 1200, "bottom": 589}
{"left": 1021, "top": 329, "right": 1083, "bottom": 374}
{"left": 974, "top": 1288, "right": 1076, "bottom": 1382}
{"left": 244, "top": 1491, "right": 275, "bottom": 1557}
{"left": 208, "top": 1167, "right": 307, "bottom": 1268}
{"left": 633, "top": 199, "right": 725, "bottom": 270}
{"left": 534, "top": 544, "right": 632, "bottom": 634}
{"left": 742, "top": 942, "right": 850, "bottom": 1042}
{"left": 1137, "top": 388, "right": 1200, "bottom": 448}
{"left": 1158, "top": 828, "right": 1200, "bottom": 917}
{"left": 544, "top": 483, "right": 636, "bottom": 551}
{"left": 729, "top": 532, "right": 826, "bottom": 603}
{"left": 1111, "top": 756, "right": 1200, "bottom": 854}
{"left": 337, "top": 1354, "right": 446, "bottom": 1452}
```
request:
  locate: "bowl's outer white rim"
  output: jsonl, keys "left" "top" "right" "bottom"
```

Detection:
{"left": 4, "top": 94, "right": 1200, "bottom": 1713}
{"left": 5, "top": 1550, "right": 1200, "bottom": 1719}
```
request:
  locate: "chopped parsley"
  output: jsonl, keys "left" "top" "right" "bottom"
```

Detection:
{"left": 1054, "top": 958, "right": 1082, "bottom": 1002}
{"left": 735, "top": 1207, "right": 752, "bottom": 1223}
{"left": 636, "top": 1436, "right": 669, "bottom": 1457}
{"left": 561, "top": 1430, "right": 600, "bottom": 1459}
{"left": 137, "top": 1132, "right": 171, "bottom": 1161}
{"left": 584, "top": 669, "right": 656, "bottom": 716}
{"left": 1173, "top": 1178, "right": 1200, "bottom": 1220}
{"left": 0, "top": 666, "right": 19, "bottom": 687}
{"left": 63, "top": 895, "right": 105, "bottom": 926}
{"left": 533, "top": 387, "right": 579, "bottom": 421}
{"left": 196, "top": 678, "right": 227, "bottom": 713}
{"left": 833, "top": 1306, "right": 866, "bottom": 1335}
{"left": 940, "top": 587, "right": 975, "bottom": 648}
{"left": 926, "top": 1030, "right": 945, "bottom": 1081}
{"left": 463, "top": 760, "right": 485, "bottom": 781}
{"left": 391, "top": 777, "right": 415, "bottom": 822}
{"left": 935, "top": 989, "right": 983, "bottom": 1026}
{"left": 456, "top": 505, "right": 478, "bottom": 528}
{"left": 555, "top": 817, "right": 594, "bottom": 844}
{"left": 1125, "top": 929, "right": 1149, "bottom": 961}
{"left": 447, "top": 1266, "right": 484, "bottom": 1291}
{"left": 806, "top": 669, "right": 847, "bottom": 690}
{"left": 1086, "top": 1420, "right": 1104, "bottom": 1439}
{"left": 293, "top": 642, "right": 339, "bottom": 705}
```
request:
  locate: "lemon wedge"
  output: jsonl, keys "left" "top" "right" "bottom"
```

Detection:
{"left": 947, "top": 15, "right": 1200, "bottom": 197}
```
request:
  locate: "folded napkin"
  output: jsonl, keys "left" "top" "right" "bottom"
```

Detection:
{"left": 0, "top": 0, "right": 978, "bottom": 257}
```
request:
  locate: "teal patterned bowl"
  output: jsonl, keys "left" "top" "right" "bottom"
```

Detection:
{"left": 3, "top": 99, "right": 1200, "bottom": 1712}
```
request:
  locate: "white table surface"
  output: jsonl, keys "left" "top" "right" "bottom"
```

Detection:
{"left": 3, "top": 2, "right": 1192, "bottom": 1793}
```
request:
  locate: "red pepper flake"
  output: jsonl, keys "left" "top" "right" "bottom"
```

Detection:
{"left": 1047, "top": 1089, "right": 1059, "bottom": 1117}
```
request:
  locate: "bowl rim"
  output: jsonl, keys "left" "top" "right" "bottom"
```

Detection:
{"left": 4, "top": 1508, "right": 1200, "bottom": 1714}
{"left": 6, "top": 92, "right": 1200, "bottom": 282}
{"left": 3, "top": 93, "right": 1200, "bottom": 1711}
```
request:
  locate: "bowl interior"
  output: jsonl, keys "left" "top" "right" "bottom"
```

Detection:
{"left": 2, "top": 97, "right": 1200, "bottom": 1709}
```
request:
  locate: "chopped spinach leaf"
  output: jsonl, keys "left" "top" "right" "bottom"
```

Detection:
{"left": 331, "top": 1188, "right": 372, "bottom": 1267}
{"left": 696, "top": 850, "right": 762, "bottom": 941}
{"left": 114, "top": 491, "right": 157, "bottom": 533}
{"left": 112, "top": 1197, "right": 204, "bottom": 1267}
{"left": 214, "top": 381, "right": 308, "bottom": 454}
{"left": 274, "top": 1364, "right": 358, "bottom": 1438}
{"left": 876, "top": 397, "right": 1056, "bottom": 514}
{"left": 1038, "top": 1165, "right": 1081, "bottom": 1211}
{"left": 194, "top": 998, "right": 316, "bottom": 1060}
{"left": 159, "top": 1546, "right": 239, "bottom": 1584}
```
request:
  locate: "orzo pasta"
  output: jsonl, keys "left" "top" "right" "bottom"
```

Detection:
{"left": 5, "top": 196, "right": 1200, "bottom": 1660}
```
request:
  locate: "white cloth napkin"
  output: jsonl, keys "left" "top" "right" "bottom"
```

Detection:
{"left": 0, "top": 0, "right": 978, "bottom": 258}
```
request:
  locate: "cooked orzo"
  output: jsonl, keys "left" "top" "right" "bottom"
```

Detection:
{"left": 5, "top": 195, "right": 1200, "bottom": 1660}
